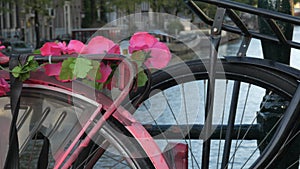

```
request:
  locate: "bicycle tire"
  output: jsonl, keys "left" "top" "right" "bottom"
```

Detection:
{"left": 0, "top": 84, "right": 157, "bottom": 169}
{"left": 131, "top": 57, "right": 300, "bottom": 169}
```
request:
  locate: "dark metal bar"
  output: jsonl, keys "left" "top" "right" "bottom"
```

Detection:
{"left": 221, "top": 33, "right": 250, "bottom": 168}
{"left": 184, "top": 0, "right": 213, "bottom": 25}
{"left": 203, "top": 7, "right": 226, "bottom": 169}
{"left": 33, "top": 53, "right": 125, "bottom": 64}
{"left": 184, "top": 0, "right": 300, "bottom": 50}
{"left": 226, "top": 9, "right": 250, "bottom": 37}
{"left": 221, "top": 82, "right": 241, "bottom": 169}
{"left": 193, "top": 0, "right": 300, "bottom": 25}
{"left": 217, "top": 21, "right": 299, "bottom": 50}
{"left": 236, "top": 36, "right": 251, "bottom": 57}
{"left": 4, "top": 54, "right": 23, "bottom": 169}
{"left": 265, "top": 18, "right": 288, "bottom": 45}
{"left": 143, "top": 124, "right": 262, "bottom": 140}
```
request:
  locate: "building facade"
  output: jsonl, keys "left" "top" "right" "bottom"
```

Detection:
{"left": 0, "top": 0, "right": 82, "bottom": 46}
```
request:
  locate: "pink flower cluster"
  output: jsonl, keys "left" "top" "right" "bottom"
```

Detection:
{"left": 0, "top": 32, "right": 172, "bottom": 96}
{"left": 129, "top": 32, "right": 171, "bottom": 69}
{"left": 40, "top": 37, "right": 120, "bottom": 82}
{"left": 40, "top": 32, "right": 171, "bottom": 82}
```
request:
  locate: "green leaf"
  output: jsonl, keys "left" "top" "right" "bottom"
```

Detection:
{"left": 28, "top": 55, "right": 35, "bottom": 62}
{"left": 11, "top": 56, "right": 40, "bottom": 81}
{"left": 33, "top": 49, "right": 41, "bottom": 54}
{"left": 60, "top": 57, "right": 76, "bottom": 80}
{"left": 27, "top": 56, "right": 39, "bottom": 71}
{"left": 12, "top": 66, "right": 22, "bottom": 78}
{"left": 87, "top": 61, "right": 101, "bottom": 81}
{"left": 131, "top": 51, "right": 146, "bottom": 67}
{"left": 19, "top": 72, "right": 30, "bottom": 81}
{"left": 73, "top": 58, "right": 93, "bottom": 78}
{"left": 137, "top": 71, "right": 148, "bottom": 87}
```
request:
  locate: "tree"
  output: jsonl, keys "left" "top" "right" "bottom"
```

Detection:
{"left": 82, "top": 0, "right": 120, "bottom": 28}
{"left": 109, "top": 0, "right": 142, "bottom": 15}
{"left": 24, "top": 0, "right": 58, "bottom": 48}
{"left": 152, "top": 0, "right": 186, "bottom": 16}
{"left": 20, "top": 0, "right": 69, "bottom": 48}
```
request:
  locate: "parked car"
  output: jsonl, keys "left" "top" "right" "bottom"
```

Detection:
{"left": 2, "top": 40, "right": 34, "bottom": 54}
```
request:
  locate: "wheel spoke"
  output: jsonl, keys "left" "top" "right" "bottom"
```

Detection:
{"left": 217, "top": 80, "right": 229, "bottom": 169}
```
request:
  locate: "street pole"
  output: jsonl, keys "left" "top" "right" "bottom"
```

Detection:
{"left": 257, "top": 1, "right": 300, "bottom": 168}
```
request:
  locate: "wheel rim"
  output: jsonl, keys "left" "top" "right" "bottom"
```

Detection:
{"left": 132, "top": 58, "right": 298, "bottom": 168}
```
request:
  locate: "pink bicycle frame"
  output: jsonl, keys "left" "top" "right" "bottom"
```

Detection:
{"left": 26, "top": 55, "right": 170, "bottom": 169}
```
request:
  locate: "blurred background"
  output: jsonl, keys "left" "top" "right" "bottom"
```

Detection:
{"left": 0, "top": 0, "right": 299, "bottom": 50}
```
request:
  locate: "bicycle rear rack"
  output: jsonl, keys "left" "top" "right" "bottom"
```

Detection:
{"left": 185, "top": 0, "right": 300, "bottom": 50}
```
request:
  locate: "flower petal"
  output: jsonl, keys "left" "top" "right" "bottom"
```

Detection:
{"left": 0, "top": 78, "right": 9, "bottom": 96}
{"left": 44, "top": 62, "right": 62, "bottom": 76}
{"left": 144, "top": 47, "right": 171, "bottom": 69}
{"left": 82, "top": 36, "right": 117, "bottom": 54}
{"left": 0, "top": 53, "right": 9, "bottom": 64}
{"left": 96, "top": 62, "right": 112, "bottom": 83}
{"left": 40, "top": 42, "right": 62, "bottom": 56}
{"left": 107, "top": 44, "right": 120, "bottom": 54}
{"left": 57, "top": 42, "right": 68, "bottom": 54}
{"left": 152, "top": 41, "right": 170, "bottom": 51}
{"left": 129, "top": 32, "right": 158, "bottom": 53}
{"left": 67, "top": 40, "right": 85, "bottom": 54}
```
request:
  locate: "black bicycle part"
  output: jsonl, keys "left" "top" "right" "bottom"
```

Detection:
{"left": 131, "top": 57, "right": 300, "bottom": 168}
{"left": 184, "top": 0, "right": 300, "bottom": 50}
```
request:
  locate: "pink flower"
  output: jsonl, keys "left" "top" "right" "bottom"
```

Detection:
{"left": 66, "top": 40, "right": 85, "bottom": 54}
{"left": 0, "top": 45, "right": 5, "bottom": 50}
{"left": 96, "top": 62, "right": 112, "bottom": 83}
{"left": 0, "top": 43, "right": 9, "bottom": 64}
{"left": 129, "top": 32, "right": 171, "bottom": 69}
{"left": 129, "top": 32, "right": 159, "bottom": 53}
{"left": 41, "top": 40, "right": 84, "bottom": 82}
{"left": 81, "top": 36, "right": 120, "bottom": 54}
{"left": 0, "top": 78, "right": 9, "bottom": 96}
{"left": 41, "top": 40, "right": 85, "bottom": 56}
{"left": 40, "top": 42, "right": 62, "bottom": 56}
{"left": 0, "top": 53, "right": 9, "bottom": 64}
{"left": 44, "top": 62, "right": 62, "bottom": 77}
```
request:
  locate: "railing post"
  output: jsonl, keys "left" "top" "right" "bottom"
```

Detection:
{"left": 257, "top": 1, "right": 300, "bottom": 168}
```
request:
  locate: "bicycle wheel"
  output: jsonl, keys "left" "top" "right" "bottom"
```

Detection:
{"left": 0, "top": 83, "right": 158, "bottom": 169}
{"left": 131, "top": 57, "right": 300, "bottom": 169}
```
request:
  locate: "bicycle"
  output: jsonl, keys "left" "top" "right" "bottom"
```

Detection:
{"left": 131, "top": 0, "right": 300, "bottom": 168}
{"left": 1, "top": 0, "right": 300, "bottom": 169}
